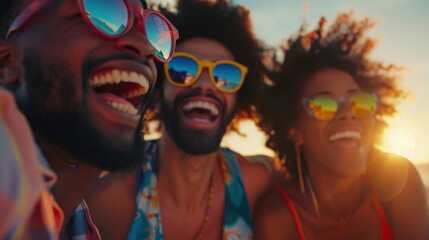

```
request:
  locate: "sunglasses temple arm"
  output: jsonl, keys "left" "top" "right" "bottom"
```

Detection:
{"left": 6, "top": 0, "right": 51, "bottom": 38}
{"left": 168, "top": 20, "right": 179, "bottom": 40}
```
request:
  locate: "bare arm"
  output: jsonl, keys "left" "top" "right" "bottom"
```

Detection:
{"left": 368, "top": 150, "right": 429, "bottom": 239}
{"left": 85, "top": 170, "right": 138, "bottom": 240}
{"left": 253, "top": 189, "right": 296, "bottom": 240}
{"left": 239, "top": 154, "right": 275, "bottom": 211}
{"left": 384, "top": 164, "right": 429, "bottom": 239}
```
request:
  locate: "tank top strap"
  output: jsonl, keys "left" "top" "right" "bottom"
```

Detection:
{"left": 275, "top": 185, "right": 307, "bottom": 240}
{"left": 371, "top": 196, "right": 393, "bottom": 240}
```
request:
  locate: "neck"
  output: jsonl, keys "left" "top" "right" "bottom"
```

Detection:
{"left": 305, "top": 162, "right": 367, "bottom": 220}
{"left": 36, "top": 136, "right": 101, "bottom": 226}
{"left": 156, "top": 132, "right": 220, "bottom": 211}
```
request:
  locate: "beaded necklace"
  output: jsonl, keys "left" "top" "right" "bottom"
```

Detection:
{"left": 194, "top": 170, "right": 215, "bottom": 240}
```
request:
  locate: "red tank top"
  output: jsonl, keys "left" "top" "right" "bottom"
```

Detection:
{"left": 275, "top": 185, "right": 393, "bottom": 240}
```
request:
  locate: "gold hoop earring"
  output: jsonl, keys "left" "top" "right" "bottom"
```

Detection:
{"left": 295, "top": 143, "right": 306, "bottom": 197}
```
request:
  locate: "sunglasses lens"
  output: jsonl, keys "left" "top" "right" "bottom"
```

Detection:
{"left": 212, "top": 64, "right": 244, "bottom": 92}
{"left": 308, "top": 96, "right": 337, "bottom": 120}
{"left": 83, "top": 0, "right": 128, "bottom": 36}
{"left": 145, "top": 13, "right": 173, "bottom": 61}
{"left": 350, "top": 93, "right": 377, "bottom": 116}
{"left": 166, "top": 56, "right": 199, "bottom": 85}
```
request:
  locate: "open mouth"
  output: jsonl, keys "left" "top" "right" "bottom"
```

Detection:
{"left": 89, "top": 69, "right": 149, "bottom": 116}
{"left": 328, "top": 130, "right": 362, "bottom": 147}
{"left": 181, "top": 100, "right": 220, "bottom": 123}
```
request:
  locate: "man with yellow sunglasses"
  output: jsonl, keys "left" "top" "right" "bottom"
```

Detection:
{"left": 86, "top": 0, "right": 273, "bottom": 239}
{"left": 0, "top": 0, "right": 177, "bottom": 239}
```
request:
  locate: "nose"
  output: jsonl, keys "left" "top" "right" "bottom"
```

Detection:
{"left": 193, "top": 68, "right": 216, "bottom": 93}
{"left": 335, "top": 100, "right": 357, "bottom": 121}
{"left": 114, "top": 22, "right": 154, "bottom": 60}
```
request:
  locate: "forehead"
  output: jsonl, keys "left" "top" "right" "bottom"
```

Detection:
{"left": 301, "top": 68, "right": 360, "bottom": 96}
{"left": 176, "top": 38, "right": 234, "bottom": 61}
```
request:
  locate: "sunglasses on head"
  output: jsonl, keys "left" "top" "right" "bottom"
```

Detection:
{"left": 164, "top": 52, "right": 248, "bottom": 93}
{"left": 7, "top": 0, "right": 179, "bottom": 62}
{"left": 302, "top": 92, "right": 378, "bottom": 121}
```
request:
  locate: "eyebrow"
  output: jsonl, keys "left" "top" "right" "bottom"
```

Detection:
{"left": 307, "top": 88, "right": 360, "bottom": 98}
{"left": 347, "top": 89, "right": 360, "bottom": 94}
{"left": 311, "top": 90, "right": 331, "bottom": 96}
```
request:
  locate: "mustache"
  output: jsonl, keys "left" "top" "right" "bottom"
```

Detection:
{"left": 83, "top": 53, "right": 151, "bottom": 72}
{"left": 173, "top": 88, "right": 226, "bottom": 111}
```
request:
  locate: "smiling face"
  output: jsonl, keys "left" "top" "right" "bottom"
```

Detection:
{"left": 6, "top": 0, "right": 156, "bottom": 170}
{"left": 295, "top": 68, "right": 375, "bottom": 177}
{"left": 161, "top": 38, "right": 237, "bottom": 155}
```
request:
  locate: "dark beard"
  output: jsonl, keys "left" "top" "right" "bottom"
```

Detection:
{"left": 16, "top": 49, "right": 146, "bottom": 171}
{"left": 160, "top": 88, "right": 234, "bottom": 155}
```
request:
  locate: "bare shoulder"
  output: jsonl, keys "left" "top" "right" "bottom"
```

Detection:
{"left": 233, "top": 152, "right": 275, "bottom": 210}
{"left": 254, "top": 187, "right": 296, "bottom": 240}
{"left": 238, "top": 153, "right": 274, "bottom": 183}
{"left": 367, "top": 149, "right": 421, "bottom": 201}
{"left": 368, "top": 150, "right": 429, "bottom": 239}
{"left": 245, "top": 154, "right": 275, "bottom": 171}
{"left": 85, "top": 170, "right": 138, "bottom": 240}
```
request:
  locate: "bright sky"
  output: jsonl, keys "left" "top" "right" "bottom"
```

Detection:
{"left": 154, "top": 0, "right": 429, "bottom": 164}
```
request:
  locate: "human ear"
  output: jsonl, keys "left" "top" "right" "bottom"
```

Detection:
{"left": 288, "top": 126, "right": 304, "bottom": 146}
{"left": 0, "top": 41, "right": 21, "bottom": 86}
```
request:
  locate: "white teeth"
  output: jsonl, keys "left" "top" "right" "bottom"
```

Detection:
{"left": 182, "top": 101, "right": 219, "bottom": 117}
{"left": 120, "top": 71, "right": 130, "bottom": 82}
{"left": 106, "top": 101, "right": 138, "bottom": 116}
{"left": 112, "top": 69, "right": 121, "bottom": 83}
{"left": 100, "top": 75, "right": 107, "bottom": 84}
{"left": 91, "top": 76, "right": 100, "bottom": 85}
{"left": 124, "top": 88, "right": 148, "bottom": 99}
{"left": 128, "top": 71, "right": 149, "bottom": 93}
{"left": 89, "top": 69, "right": 149, "bottom": 95}
{"left": 193, "top": 118, "right": 211, "bottom": 123}
{"left": 329, "top": 131, "right": 362, "bottom": 141}
{"left": 106, "top": 73, "right": 112, "bottom": 83}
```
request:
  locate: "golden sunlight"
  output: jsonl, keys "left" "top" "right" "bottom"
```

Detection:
{"left": 224, "top": 121, "right": 421, "bottom": 164}
{"left": 380, "top": 127, "right": 416, "bottom": 161}
{"left": 221, "top": 120, "right": 274, "bottom": 157}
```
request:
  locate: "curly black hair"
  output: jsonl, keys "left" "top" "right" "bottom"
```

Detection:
{"left": 260, "top": 13, "right": 405, "bottom": 177}
{"left": 149, "top": 0, "right": 266, "bottom": 132}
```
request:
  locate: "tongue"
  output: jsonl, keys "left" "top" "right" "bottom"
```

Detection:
{"left": 98, "top": 93, "right": 135, "bottom": 108}
{"left": 331, "top": 138, "right": 360, "bottom": 149}
{"left": 185, "top": 111, "right": 213, "bottom": 123}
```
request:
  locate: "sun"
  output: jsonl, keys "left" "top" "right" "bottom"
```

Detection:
{"left": 221, "top": 120, "right": 274, "bottom": 157}
{"left": 380, "top": 127, "right": 416, "bottom": 161}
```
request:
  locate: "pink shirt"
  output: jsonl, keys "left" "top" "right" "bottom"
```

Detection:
{"left": 0, "top": 87, "right": 63, "bottom": 239}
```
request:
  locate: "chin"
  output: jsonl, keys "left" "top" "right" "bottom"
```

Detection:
{"left": 321, "top": 148, "right": 364, "bottom": 174}
{"left": 332, "top": 157, "right": 367, "bottom": 177}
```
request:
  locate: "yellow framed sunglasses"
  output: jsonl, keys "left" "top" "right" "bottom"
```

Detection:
{"left": 164, "top": 52, "right": 248, "bottom": 93}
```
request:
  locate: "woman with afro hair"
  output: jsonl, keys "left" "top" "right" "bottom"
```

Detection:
{"left": 254, "top": 13, "right": 429, "bottom": 240}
